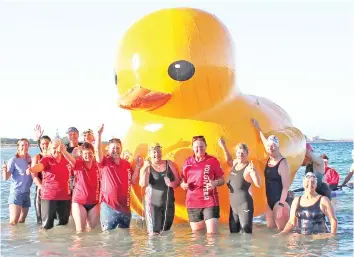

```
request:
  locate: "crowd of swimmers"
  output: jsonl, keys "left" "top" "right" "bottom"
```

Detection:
{"left": 2, "top": 119, "right": 353, "bottom": 236}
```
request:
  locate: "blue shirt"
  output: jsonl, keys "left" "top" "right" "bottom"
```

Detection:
{"left": 8, "top": 156, "right": 33, "bottom": 194}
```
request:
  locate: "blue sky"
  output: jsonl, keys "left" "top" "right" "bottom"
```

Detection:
{"left": 1, "top": 0, "right": 353, "bottom": 141}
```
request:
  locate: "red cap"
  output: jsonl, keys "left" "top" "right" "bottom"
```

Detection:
{"left": 306, "top": 143, "right": 313, "bottom": 152}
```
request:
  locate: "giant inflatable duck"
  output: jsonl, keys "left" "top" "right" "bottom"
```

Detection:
{"left": 114, "top": 8, "right": 306, "bottom": 223}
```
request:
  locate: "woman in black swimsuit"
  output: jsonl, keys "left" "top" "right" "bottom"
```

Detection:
{"left": 252, "top": 119, "right": 291, "bottom": 231}
{"left": 139, "top": 143, "right": 180, "bottom": 235}
{"left": 278, "top": 172, "right": 337, "bottom": 235}
{"left": 218, "top": 139, "right": 262, "bottom": 233}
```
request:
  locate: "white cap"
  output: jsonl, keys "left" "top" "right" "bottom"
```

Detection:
{"left": 267, "top": 135, "right": 280, "bottom": 147}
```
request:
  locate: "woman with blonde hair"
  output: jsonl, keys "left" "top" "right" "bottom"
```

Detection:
{"left": 2, "top": 138, "right": 33, "bottom": 225}
{"left": 218, "top": 138, "right": 262, "bottom": 233}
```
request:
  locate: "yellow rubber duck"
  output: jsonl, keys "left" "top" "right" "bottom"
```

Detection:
{"left": 115, "top": 7, "right": 306, "bottom": 223}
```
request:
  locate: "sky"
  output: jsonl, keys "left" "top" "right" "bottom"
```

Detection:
{"left": 0, "top": 0, "right": 353, "bottom": 141}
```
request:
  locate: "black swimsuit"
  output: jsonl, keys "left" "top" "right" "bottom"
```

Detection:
{"left": 264, "top": 158, "right": 285, "bottom": 210}
{"left": 295, "top": 196, "right": 328, "bottom": 235}
{"left": 227, "top": 164, "right": 254, "bottom": 233}
{"left": 34, "top": 153, "right": 43, "bottom": 224}
{"left": 145, "top": 161, "right": 175, "bottom": 233}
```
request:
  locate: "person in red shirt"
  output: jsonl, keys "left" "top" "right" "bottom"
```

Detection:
{"left": 180, "top": 135, "right": 225, "bottom": 234}
{"left": 94, "top": 124, "right": 142, "bottom": 231}
{"left": 26, "top": 139, "right": 72, "bottom": 229}
{"left": 321, "top": 154, "right": 340, "bottom": 190}
{"left": 60, "top": 142, "right": 100, "bottom": 232}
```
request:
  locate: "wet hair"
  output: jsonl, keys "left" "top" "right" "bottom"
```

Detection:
{"left": 81, "top": 142, "right": 94, "bottom": 152}
{"left": 192, "top": 135, "right": 207, "bottom": 145}
{"left": 235, "top": 143, "right": 249, "bottom": 154}
{"left": 38, "top": 135, "right": 52, "bottom": 152}
{"left": 15, "top": 138, "right": 30, "bottom": 158}
{"left": 321, "top": 154, "right": 329, "bottom": 160}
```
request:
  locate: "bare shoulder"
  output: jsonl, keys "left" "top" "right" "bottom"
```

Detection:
{"left": 279, "top": 158, "right": 290, "bottom": 172}
{"left": 320, "top": 196, "right": 331, "bottom": 205}
{"left": 351, "top": 163, "right": 354, "bottom": 172}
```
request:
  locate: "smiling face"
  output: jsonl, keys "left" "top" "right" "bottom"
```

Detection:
{"left": 303, "top": 172, "right": 318, "bottom": 193}
{"left": 149, "top": 146, "right": 162, "bottom": 163}
{"left": 17, "top": 140, "right": 29, "bottom": 156}
{"left": 108, "top": 142, "right": 122, "bottom": 159}
{"left": 116, "top": 8, "right": 236, "bottom": 118}
{"left": 50, "top": 140, "right": 61, "bottom": 159}
{"left": 192, "top": 138, "right": 207, "bottom": 158}
{"left": 235, "top": 144, "right": 249, "bottom": 163}
{"left": 40, "top": 138, "right": 50, "bottom": 154}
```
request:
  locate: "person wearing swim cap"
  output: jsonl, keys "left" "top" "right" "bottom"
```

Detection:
{"left": 303, "top": 143, "right": 332, "bottom": 200}
{"left": 139, "top": 143, "right": 180, "bottom": 235}
{"left": 252, "top": 119, "right": 291, "bottom": 231}
{"left": 341, "top": 149, "right": 354, "bottom": 188}
{"left": 277, "top": 172, "right": 337, "bottom": 236}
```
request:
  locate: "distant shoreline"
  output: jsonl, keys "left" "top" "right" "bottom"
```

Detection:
{"left": 307, "top": 140, "right": 353, "bottom": 143}
{"left": 1, "top": 144, "right": 38, "bottom": 148}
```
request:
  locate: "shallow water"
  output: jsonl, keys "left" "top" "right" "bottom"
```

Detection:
{"left": 1, "top": 142, "right": 353, "bottom": 256}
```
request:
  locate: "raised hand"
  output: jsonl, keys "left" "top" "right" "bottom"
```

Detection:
{"left": 251, "top": 118, "right": 261, "bottom": 131}
{"left": 135, "top": 155, "right": 143, "bottom": 168}
{"left": 218, "top": 137, "right": 226, "bottom": 148}
{"left": 34, "top": 124, "right": 44, "bottom": 140}
{"left": 97, "top": 124, "right": 104, "bottom": 135}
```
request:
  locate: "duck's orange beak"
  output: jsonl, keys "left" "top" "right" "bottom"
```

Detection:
{"left": 118, "top": 85, "right": 171, "bottom": 111}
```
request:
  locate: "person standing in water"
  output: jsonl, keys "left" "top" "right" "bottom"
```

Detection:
{"left": 278, "top": 172, "right": 337, "bottom": 235}
{"left": 2, "top": 139, "right": 33, "bottom": 225}
{"left": 95, "top": 124, "right": 142, "bottom": 231}
{"left": 139, "top": 143, "right": 180, "bottom": 235}
{"left": 218, "top": 138, "right": 262, "bottom": 233}
{"left": 180, "top": 135, "right": 225, "bottom": 234}
{"left": 252, "top": 119, "right": 291, "bottom": 231}
{"left": 31, "top": 133, "right": 51, "bottom": 225}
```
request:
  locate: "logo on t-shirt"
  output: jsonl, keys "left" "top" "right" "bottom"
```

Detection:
{"left": 203, "top": 164, "right": 211, "bottom": 200}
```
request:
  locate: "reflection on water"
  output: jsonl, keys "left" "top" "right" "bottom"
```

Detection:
{"left": 1, "top": 218, "right": 348, "bottom": 257}
{"left": 1, "top": 144, "right": 353, "bottom": 256}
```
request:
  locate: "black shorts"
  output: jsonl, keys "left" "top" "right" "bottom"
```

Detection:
{"left": 41, "top": 199, "right": 71, "bottom": 229}
{"left": 187, "top": 206, "right": 220, "bottom": 222}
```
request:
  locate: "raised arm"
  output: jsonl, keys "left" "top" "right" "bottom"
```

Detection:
{"left": 321, "top": 197, "right": 337, "bottom": 235}
{"left": 139, "top": 160, "right": 151, "bottom": 188}
{"left": 27, "top": 163, "right": 44, "bottom": 174}
{"left": 95, "top": 124, "right": 104, "bottom": 163}
{"left": 341, "top": 164, "right": 354, "bottom": 187}
{"left": 167, "top": 160, "right": 181, "bottom": 189}
{"left": 277, "top": 196, "right": 300, "bottom": 235}
{"left": 2, "top": 161, "right": 10, "bottom": 181}
{"left": 306, "top": 148, "right": 325, "bottom": 172}
{"left": 217, "top": 137, "right": 233, "bottom": 167}
{"left": 251, "top": 119, "right": 268, "bottom": 151}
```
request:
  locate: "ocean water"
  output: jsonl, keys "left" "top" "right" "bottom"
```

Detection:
{"left": 1, "top": 142, "right": 353, "bottom": 257}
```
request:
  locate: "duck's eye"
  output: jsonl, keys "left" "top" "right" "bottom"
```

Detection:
{"left": 168, "top": 60, "right": 195, "bottom": 81}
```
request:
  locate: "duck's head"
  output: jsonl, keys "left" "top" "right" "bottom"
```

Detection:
{"left": 115, "top": 8, "right": 237, "bottom": 118}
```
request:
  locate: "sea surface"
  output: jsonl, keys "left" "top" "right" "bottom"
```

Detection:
{"left": 1, "top": 142, "right": 353, "bottom": 257}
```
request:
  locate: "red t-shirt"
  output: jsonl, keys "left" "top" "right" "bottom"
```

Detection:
{"left": 182, "top": 154, "right": 224, "bottom": 208}
{"left": 72, "top": 159, "right": 100, "bottom": 205}
{"left": 39, "top": 156, "right": 72, "bottom": 200}
{"left": 98, "top": 156, "right": 132, "bottom": 213}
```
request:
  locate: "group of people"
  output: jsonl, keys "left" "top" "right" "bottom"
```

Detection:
{"left": 3, "top": 119, "right": 352, "bottom": 236}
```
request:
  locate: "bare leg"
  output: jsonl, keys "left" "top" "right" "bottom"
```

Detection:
{"left": 205, "top": 218, "right": 219, "bottom": 234}
{"left": 273, "top": 201, "right": 290, "bottom": 231}
{"left": 9, "top": 204, "right": 21, "bottom": 225}
{"left": 265, "top": 205, "right": 276, "bottom": 228}
{"left": 72, "top": 203, "right": 87, "bottom": 232}
{"left": 87, "top": 205, "right": 99, "bottom": 230}
{"left": 190, "top": 221, "right": 206, "bottom": 232}
{"left": 18, "top": 208, "right": 29, "bottom": 223}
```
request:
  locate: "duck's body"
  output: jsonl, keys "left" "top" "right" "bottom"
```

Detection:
{"left": 115, "top": 8, "right": 306, "bottom": 223}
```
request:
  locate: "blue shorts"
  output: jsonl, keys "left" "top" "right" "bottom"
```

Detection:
{"left": 8, "top": 192, "right": 31, "bottom": 208}
{"left": 100, "top": 202, "right": 131, "bottom": 231}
